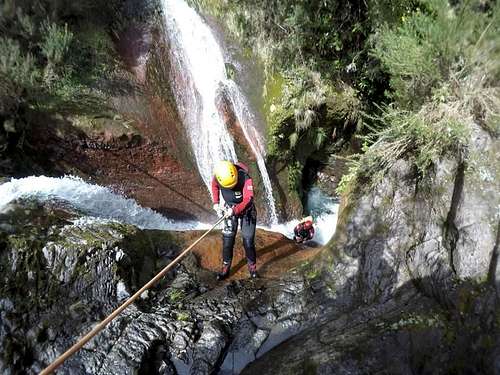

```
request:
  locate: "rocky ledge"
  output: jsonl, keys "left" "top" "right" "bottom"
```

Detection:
{"left": 1, "top": 124, "right": 498, "bottom": 375}
{"left": 244, "top": 122, "right": 500, "bottom": 374}
{"left": 0, "top": 199, "right": 317, "bottom": 374}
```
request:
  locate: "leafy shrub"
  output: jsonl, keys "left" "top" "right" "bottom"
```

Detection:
{"left": 0, "top": 37, "right": 41, "bottom": 121}
{"left": 372, "top": 0, "right": 496, "bottom": 109}
{"left": 336, "top": 104, "right": 470, "bottom": 194}
{"left": 264, "top": 66, "right": 364, "bottom": 197}
{"left": 40, "top": 22, "right": 73, "bottom": 67}
{"left": 40, "top": 21, "right": 73, "bottom": 84}
{"left": 268, "top": 67, "right": 362, "bottom": 159}
{"left": 371, "top": 105, "right": 467, "bottom": 173}
{"left": 335, "top": 1, "right": 500, "bottom": 195}
{"left": 368, "top": 0, "right": 419, "bottom": 27}
{"left": 68, "top": 27, "right": 118, "bottom": 85}
{"left": 0, "top": 38, "right": 39, "bottom": 89}
{"left": 0, "top": 0, "right": 124, "bottom": 128}
{"left": 191, "top": 0, "right": 370, "bottom": 75}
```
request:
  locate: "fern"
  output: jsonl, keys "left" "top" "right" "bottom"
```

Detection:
{"left": 40, "top": 22, "right": 73, "bottom": 65}
{"left": 0, "top": 38, "right": 39, "bottom": 87}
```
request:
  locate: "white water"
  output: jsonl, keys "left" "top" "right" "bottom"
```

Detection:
{"left": 163, "top": 0, "right": 237, "bottom": 185}
{"left": 0, "top": 176, "right": 208, "bottom": 231}
{"left": 0, "top": 176, "right": 338, "bottom": 245}
{"left": 162, "top": 0, "right": 278, "bottom": 224}
{"left": 225, "top": 82, "right": 278, "bottom": 224}
{"left": 265, "top": 187, "right": 340, "bottom": 246}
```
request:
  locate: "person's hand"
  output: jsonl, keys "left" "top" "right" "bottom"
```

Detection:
{"left": 223, "top": 206, "right": 233, "bottom": 218}
{"left": 213, "top": 204, "right": 223, "bottom": 218}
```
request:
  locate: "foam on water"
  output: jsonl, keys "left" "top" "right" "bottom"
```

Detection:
{"left": 0, "top": 176, "right": 209, "bottom": 231}
{"left": 0, "top": 176, "right": 338, "bottom": 245}
{"left": 263, "top": 188, "right": 339, "bottom": 246}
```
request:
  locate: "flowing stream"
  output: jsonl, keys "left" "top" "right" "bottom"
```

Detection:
{"left": 162, "top": 0, "right": 278, "bottom": 224}
{"left": 0, "top": 176, "right": 208, "bottom": 231}
{"left": 0, "top": 176, "right": 337, "bottom": 245}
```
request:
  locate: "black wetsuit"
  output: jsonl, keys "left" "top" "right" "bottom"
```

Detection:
{"left": 211, "top": 163, "right": 257, "bottom": 266}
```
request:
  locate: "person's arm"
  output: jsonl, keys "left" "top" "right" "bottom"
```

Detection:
{"left": 309, "top": 226, "right": 315, "bottom": 240}
{"left": 232, "top": 177, "right": 253, "bottom": 215}
{"left": 211, "top": 177, "right": 220, "bottom": 204}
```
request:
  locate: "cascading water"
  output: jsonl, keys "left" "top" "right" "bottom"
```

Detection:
{"left": 0, "top": 176, "right": 208, "bottom": 231}
{"left": 162, "top": 0, "right": 237, "bottom": 186}
{"left": 162, "top": 0, "right": 278, "bottom": 224}
{"left": 0, "top": 175, "right": 338, "bottom": 245}
{"left": 224, "top": 82, "right": 278, "bottom": 224}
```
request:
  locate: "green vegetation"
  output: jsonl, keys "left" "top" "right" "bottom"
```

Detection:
{"left": 189, "top": 0, "right": 382, "bottom": 198}
{"left": 176, "top": 311, "right": 190, "bottom": 321}
{"left": 385, "top": 312, "right": 445, "bottom": 331}
{"left": 338, "top": 0, "right": 499, "bottom": 194}
{"left": 0, "top": 0, "right": 126, "bottom": 153}
{"left": 338, "top": 105, "right": 471, "bottom": 192}
{"left": 191, "top": 0, "right": 499, "bottom": 199}
{"left": 168, "top": 288, "right": 186, "bottom": 304}
{"left": 373, "top": 0, "right": 500, "bottom": 110}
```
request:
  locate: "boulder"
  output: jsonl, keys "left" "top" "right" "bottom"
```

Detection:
{"left": 243, "top": 123, "right": 500, "bottom": 374}
{"left": 0, "top": 198, "right": 318, "bottom": 374}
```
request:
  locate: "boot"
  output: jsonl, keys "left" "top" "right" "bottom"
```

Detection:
{"left": 216, "top": 262, "right": 231, "bottom": 281}
{"left": 248, "top": 262, "right": 258, "bottom": 279}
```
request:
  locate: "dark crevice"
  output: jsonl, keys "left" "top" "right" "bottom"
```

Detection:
{"left": 487, "top": 220, "right": 500, "bottom": 287}
{"left": 211, "top": 333, "right": 234, "bottom": 375}
{"left": 267, "top": 158, "right": 291, "bottom": 221}
{"left": 301, "top": 158, "right": 323, "bottom": 193}
{"left": 138, "top": 340, "right": 173, "bottom": 375}
{"left": 443, "top": 162, "right": 465, "bottom": 275}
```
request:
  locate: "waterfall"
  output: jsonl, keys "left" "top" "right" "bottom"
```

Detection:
{"left": 162, "top": 0, "right": 237, "bottom": 186}
{"left": 162, "top": 0, "right": 278, "bottom": 224}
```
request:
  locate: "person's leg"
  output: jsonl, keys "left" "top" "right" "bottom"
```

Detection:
{"left": 219, "top": 216, "right": 238, "bottom": 280}
{"left": 241, "top": 205, "right": 257, "bottom": 277}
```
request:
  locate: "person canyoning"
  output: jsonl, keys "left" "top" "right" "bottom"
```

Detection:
{"left": 211, "top": 160, "right": 258, "bottom": 280}
{"left": 293, "top": 216, "right": 315, "bottom": 244}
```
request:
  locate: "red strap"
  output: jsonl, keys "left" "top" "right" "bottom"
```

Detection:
{"left": 211, "top": 177, "right": 220, "bottom": 204}
{"left": 232, "top": 177, "right": 253, "bottom": 215}
{"left": 235, "top": 162, "right": 249, "bottom": 173}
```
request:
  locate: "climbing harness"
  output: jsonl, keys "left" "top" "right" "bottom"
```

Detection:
{"left": 40, "top": 216, "right": 225, "bottom": 374}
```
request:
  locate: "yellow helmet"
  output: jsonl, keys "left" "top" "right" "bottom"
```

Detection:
{"left": 214, "top": 160, "right": 238, "bottom": 188}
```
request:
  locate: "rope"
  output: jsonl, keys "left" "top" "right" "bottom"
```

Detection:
{"left": 40, "top": 216, "right": 225, "bottom": 375}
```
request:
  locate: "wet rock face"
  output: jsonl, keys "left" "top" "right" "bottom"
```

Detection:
{"left": 244, "top": 123, "right": 500, "bottom": 374}
{"left": 1, "top": 123, "right": 498, "bottom": 373}
{"left": 0, "top": 199, "right": 180, "bottom": 374}
{"left": 215, "top": 88, "right": 274, "bottom": 222}
{"left": 0, "top": 198, "right": 316, "bottom": 374}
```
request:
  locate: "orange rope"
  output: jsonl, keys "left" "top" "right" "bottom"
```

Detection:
{"left": 40, "top": 216, "right": 225, "bottom": 374}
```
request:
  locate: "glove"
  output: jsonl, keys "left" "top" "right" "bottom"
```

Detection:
{"left": 223, "top": 206, "right": 233, "bottom": 218}
{"left": 213, "top": 204, "right": 223, "bottom": 218}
